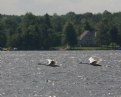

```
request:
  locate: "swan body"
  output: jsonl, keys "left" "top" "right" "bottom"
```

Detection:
{"left": 47, "top": 59, "right": 57, "bottom": 66}
{"left": 89, "top": 56, "right": 102, "bottom": 65}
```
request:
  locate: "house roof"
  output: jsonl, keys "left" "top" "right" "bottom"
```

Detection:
{"left": 78, "top": 30, "right": 90, "bottom": 40}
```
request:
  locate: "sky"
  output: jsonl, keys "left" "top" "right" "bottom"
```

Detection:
{"left": 0, "top": 0, "right": 121, "bottom": 15}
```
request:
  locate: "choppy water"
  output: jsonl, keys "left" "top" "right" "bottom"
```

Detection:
{"left": 0, "top": 50, "right": 121, "bottom": 97}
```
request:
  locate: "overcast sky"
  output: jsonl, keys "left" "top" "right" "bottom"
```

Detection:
{"left": 0, "top": 0, "right": 121, "bottom": 15}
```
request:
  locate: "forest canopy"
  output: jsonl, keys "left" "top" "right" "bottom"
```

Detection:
{"left": 0, "top": 10, "right": 121, "bottom": 50}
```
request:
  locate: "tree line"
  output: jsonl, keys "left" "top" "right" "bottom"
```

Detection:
{"left": 0, "top": 10, "right": 121, "bottom": 50}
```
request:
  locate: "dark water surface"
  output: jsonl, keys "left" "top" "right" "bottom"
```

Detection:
{"left": 0, "top": 50, "right": 121, "bottom": 97}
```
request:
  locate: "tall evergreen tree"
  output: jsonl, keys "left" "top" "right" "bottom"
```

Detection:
{"left": 109, "top": 26, "right": 119, "bottom": 44}
{"left": 0, "top": 23, "right": 6, "bottom": 47}
{"left": 62, "top": 22, "right": 77, "bottom": 47}
{"left": 96, "top": 19, "right": 111, "bottom": 45}
{"left": 44, "top": 13, "right": 51, "bottom": 28}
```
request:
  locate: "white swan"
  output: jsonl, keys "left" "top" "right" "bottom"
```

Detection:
{"left": 89, "top": 56, "right": 102, "bottom": 65}
{"left": 47, "top": 59, "right": 58, "bottom": 67}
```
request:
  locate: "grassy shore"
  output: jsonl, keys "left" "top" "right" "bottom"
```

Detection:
{"left": 53, "top": 46, "right": 120, "bottom": 50}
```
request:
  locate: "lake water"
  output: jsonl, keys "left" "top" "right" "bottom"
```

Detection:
{"left": 0, "top": 50, "right": 121, "bottom": 97}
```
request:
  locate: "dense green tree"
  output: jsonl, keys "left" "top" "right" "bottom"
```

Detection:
{"left": 83, "top": 21, "right": 93, "bottom": 31}
{"left": 96, "top": 19, "right": 111, "bottom": 45}
{"left": 51, "top": 14, "right": 62, "bottom": 32}
{"left": 0, "top": 23, "right": 6, "bottom": 47}
{"left": 109, "top": 26, "right": 119, "bottom": 44}
{"left": 44, "top": 13, "right": 51, "bottom": 28}
{"left": 62, "top": 22, "right": 77, "bottom": 47}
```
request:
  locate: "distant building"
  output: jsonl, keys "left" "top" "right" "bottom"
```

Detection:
{"left": 78, "top": 30, "right": 97, "bottom": 46}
